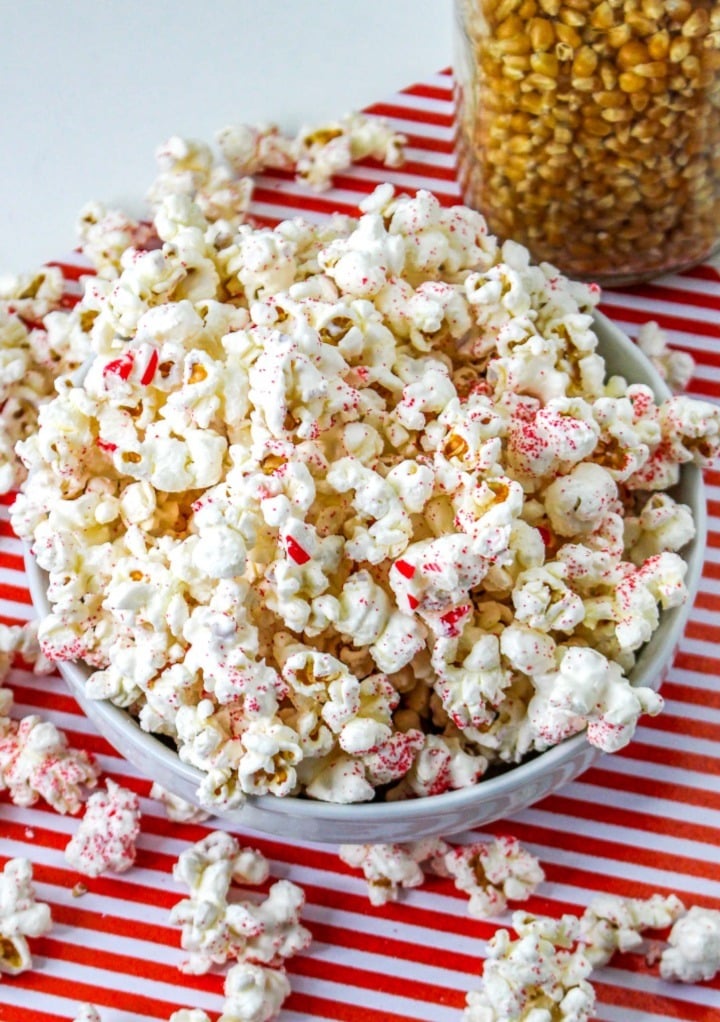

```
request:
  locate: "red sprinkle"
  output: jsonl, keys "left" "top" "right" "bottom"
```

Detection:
{"left": 140, "top": 348, "right": 159, "bottom": 385}
{"left": 286, "top": 536, "right": 311, "bottom": 565}
{"left": 407, "top": 594, "right": 420, "bottom": 610}
{"left": 395, "top": 559, "right": 416, "bottom": 579}
{"left": 96, "top": 438, "right": 117, "bottom": 453}
{"left": 103, "top": 353, "right": 134, "bottom": 380}
{"left": 439, "top": 604, "right": 471, "bottom": 636}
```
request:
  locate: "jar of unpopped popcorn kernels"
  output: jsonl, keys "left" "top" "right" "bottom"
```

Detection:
{"left": 454, "top": 0, "right": 720, "bottom": 284}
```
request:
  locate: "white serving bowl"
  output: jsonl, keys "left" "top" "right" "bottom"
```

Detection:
{"left": 24, "top": 311, "right": 706, "bottom": 843}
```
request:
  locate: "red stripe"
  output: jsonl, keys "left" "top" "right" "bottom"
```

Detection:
{"left": 583, "top": 764, "right": 720, "bottom": 813}
{"left": 259, "top": 167, "right": 460, "bottom": 206}
{"left": 8, "top": 972, "right": 189, "bottom": 1021}
{"left": 600, "top": 300, "right": 720, "bottom": 339}
{"left": 403, "top": 131, "right": 454, "bottom": 154}
{"left": 662, "top": 679, "right": 720, "bottom": 710}
{"left": 622, "top": 738, "right": 720, "bottom": 777}
{"left": 44, "top": 259, "right": 95, "bottom": 281}
{"left": 674, "top": 648, "right": 720, "bottom": 676}
{"left": 607, "top": 282, "right": 720, "bottom": 312}
{"left": 401, "top": 83, "right": 454, "bottom": 102}
{"left": 0, "top": 612, "right": 30, "bottom": 627}
{"left": 682, "top": 263, "right": 720, "bottom": 283}
{"left": 364, "top": 101, "right": 454, "bottom": 128}
{"left": 0, "top": 551, "right": 25, "bottom": 572}
{"left": 0, "top": 519, "right": 19, "bottom": 539}
{"left": 639, "top": 710, "right": 720, "bottom": 743}
{"left": 0, "top": 490, "right": 17, "bottom": 506}
{"left": 539, "top": 860, "right": 720, "bottom": 912}
{"left": 688, "top": 377, "right": 720, "bottom": 399}
{"left": 0, "top": 581, "right": 32, "bottom": 605}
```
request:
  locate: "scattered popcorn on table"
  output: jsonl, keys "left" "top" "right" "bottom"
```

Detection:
{"left": 220, "top": 961, "right": 291, "bottom": 1022}
{"left": 13, "top": 171, "right": 719, "bottom": 810}
{"left": 636, "top": 321, "right": 695, "bottom": 395}
{"left": 660, "top": 906, "right": 720, "bottom": 984}
{"left": 463, "top": 911, "right": 596, "bottom": 1022}
{"left": 338, "top": 838, "right": 448, "bottom": 906}
{"left": 434, "top": 836, "right": 544, "bottom": 919}
{"left": 65, "top": 779, "right": 141, "bottom": 876}
{"left": 150, "top": 781, "right": 211, "bottom": 823}
{"left": 170, "top": 831, "right": 309, "bottom": 975}
{"left": 0, "top": 712, "right": 99, "bottom": 814}
{"left": 578, "top": 892, "right": 686, "bottom": 968}
{"left": 0, "top": 858, "right": 52, "bottom": 977}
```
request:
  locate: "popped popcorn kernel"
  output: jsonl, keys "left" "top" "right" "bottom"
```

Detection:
{"left": 220, "top": 961, "right": 291, "bottom": 1022}
{"left": 435, "top": 836, "right": 545, "bottom": 919}
{"left": 660, "top": 906, "right": 720, "bottom": 984}
{"left": 339, "top": 839, "right": 448, "bottom": 906}
{"left": 579, "top": 893, "right": 686, "bottom": 968}
{"left": 65, "top": 779, "right": 141, "bottom": 876}
{"left": 0, "top": 858, "right": 52, "bottom": 977}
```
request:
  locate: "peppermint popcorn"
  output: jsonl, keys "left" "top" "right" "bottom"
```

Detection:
{"left": 150, "top": 782, "right": 210, "bottom": 823}
{"left": 0, "top": 858, "right": 52, "bottom": 977}
{"left": 0, "top": 712, "right": 99, "bottom": 814}
{"left": 14, "top": 169, "right": 716, "bottom": 809}
{"left": 660, "top": 906, "right": 720, "bottom": 984}
{"left": 170, "top": 831, "right": 309, "bottom": 975}
{"left": 435, "top": 836, "right": 544, "bottom": 919}
{"left": 464, "top": 911, "right": 596, "bottom": 1022}
{"left": 221, "top": 961, "right": 291, "bottom": 1022}
{"left": 65, "top": 779, "right": 141, "bottom": 876}
{"left": 339, "top": 839, "right": 448, "bottom": 906}
{"left": 579, "top": 893, "right": 686, "bottom": 968}
{"left": 636, "top": 321, "right": 695, "bottom": 395}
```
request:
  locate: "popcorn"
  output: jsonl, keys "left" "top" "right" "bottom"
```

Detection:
{"left": 435, "top": 836, "right": 545, "bottom": 919}
{"left": 636, "top": 321, "right": 694, "bottom": 394}
{"left": 14, "top": 172, "right": 713, "bottom": 809}
{"left": 65, "top": 780, "right": 141, "bottom": 876}
{"left": 338, "top": 839, "right": 448, "bottom": 906}
{"left": 170, "top": 832, "right": 309, "bottom": 974}
{"left": 528, "top": 646, "right": 664, "bottom": 753}
{"left": 220, "top": 962, "right": 291, "bottom": 1022}
{"left": 578, "top": 893, "right": 686, "bottom": 968}
{"left": 170, "top": 1012, "right": 212, "bottom": 1022}
{"left": 463, "top": 912, "right": 595, "bottom": 1022}
{"left": 660, "top": 906, "right": 720, "bottom": 984}
{"left": 0, "top": 858, "right": 52, "bottom": 977}
{"left": 149, "top": 782, "right": 210, "bottom": 823}
{"left": 0, "top": 713, "right": 100, "bottom": 814}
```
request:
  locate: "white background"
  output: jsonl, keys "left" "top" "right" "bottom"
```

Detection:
{"left": 0, "top": 0, "right": 453, "bottom": 275}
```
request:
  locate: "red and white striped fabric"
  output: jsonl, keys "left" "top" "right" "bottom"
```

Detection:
{"left": 2, "top": 69, "right": 720, "bottom": 1022}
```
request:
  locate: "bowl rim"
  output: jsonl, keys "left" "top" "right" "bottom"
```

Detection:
{"left": 21, "top": 309, "right": 707, "bottom": 825}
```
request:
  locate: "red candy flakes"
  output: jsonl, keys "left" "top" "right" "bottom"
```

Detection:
{"left": 286, "top": 536, "right": 311, "bottom": 565}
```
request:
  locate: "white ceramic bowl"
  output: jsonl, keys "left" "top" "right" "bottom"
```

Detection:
{"left": 24, "top": 312, "right": 706, "bottom": 843}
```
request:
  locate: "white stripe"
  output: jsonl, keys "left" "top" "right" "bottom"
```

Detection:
{"left": 597, "top": 752, "right": 720, "bottom": 794}
{"left": 0, "top": 564, "right": 29, "bottom": 588}
{"left": 0, "top": 596, "right": 33, "bottom": 620}
{"left": 0, "top": 535, "right": 24, "bottom": 557}
{"left": 647, "top": 272, "right": 720, "bottom": 297}
{"left": 668, "top": 665, "right": 720, "bottom": 693}
{"left": 0, "top": 986, "right": 166, "bottom": 1022}
{"left": 662, "top": 697, "right": 720, "bottom": 725}
{"left": 601, "top": 964, "right": 720, "bottom": 1008}
{"left": 289, "top": 972, "right": 462, "bottom": 1022}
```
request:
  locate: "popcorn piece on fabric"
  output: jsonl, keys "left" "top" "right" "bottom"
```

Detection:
{"left": 169, "top": 1012, "right": 212, "bottom": 1022}
{"left": 636, "top": 321, "right": 694, "bottom": 395}
{"left": 220, "top": 961, "right": 291, "bottom": 1022}
{"left": 170, "top": 831, "right": 309, "bottom": 974}
{"left": 65, "top": 779, "right": 141, "bottom": 877}
{"left": 0, "top": 713, "right": 100, "bottom": 814}
{"left": 0, "top": 858, "right": 52, "bottom": 977}
{"left": 463, "top": 912, "right": 596, "bottom": 1022}
{"left": 338, "top": 839, "right": 449, "bottom": 906}
{"left": 149, "top": 782, "right": 211, "bottom": 823}
{"left": 578, "top": 893, "right": 686, "bottom": 968}
{"left": 72, "top": 1006, "right": 102, "bottom": 1022}
{"left": 435, "top": 836, "right": 545, "bottom": 919}
{"left": 660, "top": 906, "right": 720, "bottom": 984}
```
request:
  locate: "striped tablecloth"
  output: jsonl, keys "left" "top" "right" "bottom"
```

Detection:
{"left": 1, "top": 69, "right": 719, "bottom": 1022}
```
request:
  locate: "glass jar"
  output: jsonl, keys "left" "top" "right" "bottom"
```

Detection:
{"left": 455, "top": 0, "right": 720, "bottom": 284}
